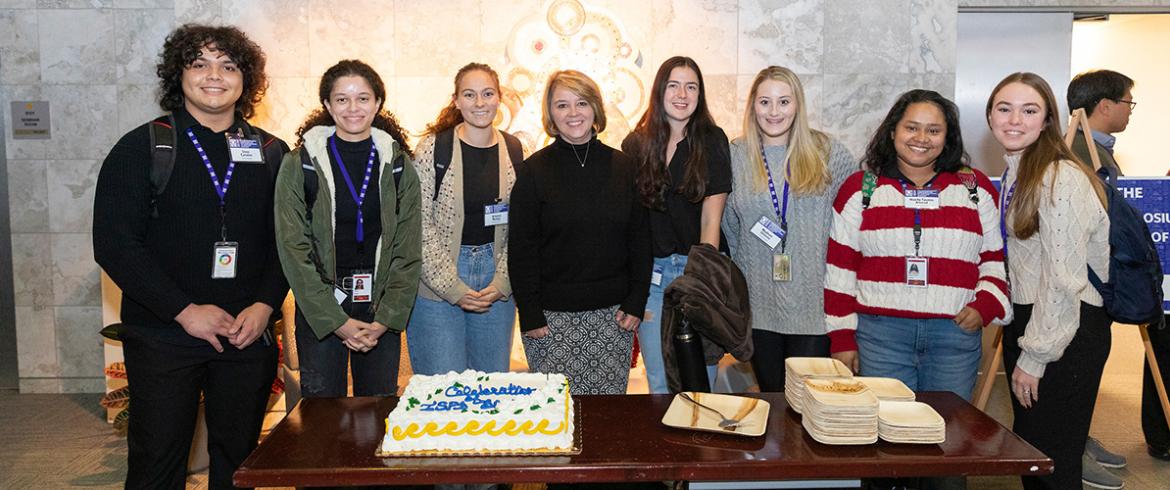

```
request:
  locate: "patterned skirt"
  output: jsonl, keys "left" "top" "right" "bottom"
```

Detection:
{"left": 521, "top": 305, "right": 634, "bottom": 395}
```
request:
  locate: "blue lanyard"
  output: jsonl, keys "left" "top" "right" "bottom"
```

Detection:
{"left": 187, "top": 128, "right": 235, "bottom": 241}
{"left": 187, "top": 128, "right": 235, "bottom": 206}
{"left": 760, "top": 144, "right": 791, "bottom": 252}
{"left": 329, "top": 136, "right": 378, "bottom": 244}
{"left": 898, "top": 179, "right": 928, "bottom": 257}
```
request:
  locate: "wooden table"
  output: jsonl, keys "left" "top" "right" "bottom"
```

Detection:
{"left": 234, "top": 392, "right": 1052, "bottom": 487}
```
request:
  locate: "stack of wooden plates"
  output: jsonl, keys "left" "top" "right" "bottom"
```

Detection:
{"left": 855, "top": 377, "right": 915, "bottom": 401}
{"left": 877, "top": 401, "right": 945, "bottom": 444}
{"left": 784, "top": 357, "right": 853, "bottom": 414}
{"left": 800, "top": 378, "right": 879, "bottom": 445}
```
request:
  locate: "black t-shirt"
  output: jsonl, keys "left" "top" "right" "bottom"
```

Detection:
{"left": 460, "top": 142, "right": 500, "bottom": 246}
{"left": 622, "top": 128, "right": 733, "bottom": 257}
{"left": 328, "top": 135, "right": 382, "bottom": 271}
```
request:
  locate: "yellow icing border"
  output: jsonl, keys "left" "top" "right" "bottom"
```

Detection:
{"left": 388, "top": 378, "right": 573, "bottom": 441}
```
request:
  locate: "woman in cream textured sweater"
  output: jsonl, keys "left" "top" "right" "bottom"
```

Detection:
{"left": 407, "top": 63, "right": 523, "bottom": 375}
{"left": 989, "top": 72, "right": 1110, "bottom": 490}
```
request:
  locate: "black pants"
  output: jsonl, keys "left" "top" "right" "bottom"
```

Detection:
{"left": 1143, "top": 315, "right": 1170, "bottom": 450}
{"left": 1002, "top": 302, "right": 1111, "bottom": 490}
{"left": 122, "top": 328, "right": 277, "bottom": 489}
{"left": 749, "top": 329, "right": 830, "bottom": 392}
{"left": 294, "top": 299, "right": 401, "bottom": 398}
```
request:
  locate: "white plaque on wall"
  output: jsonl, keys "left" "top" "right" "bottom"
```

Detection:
{"left": 10, "top": 101, "right": 50, "bottom": 139}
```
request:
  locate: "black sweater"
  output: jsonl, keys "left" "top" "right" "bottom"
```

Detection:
{"left": 507, "top": 136, "right": 652, "bottom": 331}
{"left": 93, "top": 108, "right": 289, "bottom": 345}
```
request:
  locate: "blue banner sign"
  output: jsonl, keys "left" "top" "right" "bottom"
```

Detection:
{"left": 992, "top": 177, "right": 1170, "bottom": 313}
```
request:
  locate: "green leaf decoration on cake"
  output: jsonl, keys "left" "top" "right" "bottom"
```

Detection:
{"left": 407, "top": 397, "right": 420, "bottom": 408}
{"left": 547, "top": 397, "right": 555, "bottom": 403}
{"left": 530, "top": 405, "right": 540, "bottom": 411}
{"left": 426, "top": 394, "right": 432, "bottom": 400}
{"left": 453, "top": 382, "right": 464, "bottom": 388}
{"left": 434, "top": 388, "right": 442, "bottom": 395}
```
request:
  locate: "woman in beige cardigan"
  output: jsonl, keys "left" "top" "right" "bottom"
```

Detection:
{"left": 407, "top": 63, "right": 524, "bottom": 375}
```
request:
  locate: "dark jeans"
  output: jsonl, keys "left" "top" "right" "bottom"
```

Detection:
{"left": 122, "top": 327, "right": 277, "bottom": 489}
{"left": 1003, "top": 302, "right": 1111, "bottom": 490}
{"left": 294, "top": 299, "right": 401, "bottom": 398}
{"left": 1143, "top": 315, "right": 1170, "bottom": 450}
{"left": 749, "top": 329, "right": 830, "bottom": 392}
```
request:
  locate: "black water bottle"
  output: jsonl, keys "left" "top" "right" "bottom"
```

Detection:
{"left": 673, "top": 318, "right": 710, "bottom": 392}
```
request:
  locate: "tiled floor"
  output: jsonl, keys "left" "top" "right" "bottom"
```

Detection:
{"left": 1, "top": 324, "right": 1167, "bottom": 489}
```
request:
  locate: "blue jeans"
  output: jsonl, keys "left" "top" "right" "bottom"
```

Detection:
{"left": 855, "top": 314, "right": 982, "bottom": 400}
{"left": 408, "top": 243, "right": 516, "bottom": 375}
{"left": 641, "top": 254, "right": 717, "bottom": 393}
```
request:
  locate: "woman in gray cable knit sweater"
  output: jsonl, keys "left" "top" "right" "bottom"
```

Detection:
{"left": 721, "top": 66, "right": 857, "bottom": 392}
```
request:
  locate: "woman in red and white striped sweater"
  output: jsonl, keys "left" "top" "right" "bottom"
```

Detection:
{"left": 823, "top": 89, "right": 1011, "bottom": 400}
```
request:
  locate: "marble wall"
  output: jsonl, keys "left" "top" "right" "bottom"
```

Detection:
{"left": 6, "top": 0, "right": 1112, "bottom": 393}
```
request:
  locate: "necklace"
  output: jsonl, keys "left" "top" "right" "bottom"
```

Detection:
{"left": 569, "top": 139, "right": 590, "bottom": 167}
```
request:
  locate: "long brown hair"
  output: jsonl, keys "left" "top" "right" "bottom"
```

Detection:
{"left": 741, "top": 66, "right": 831, "bottom": 195}
{"left": 985, "top": 72, "right": 1106, "bottom": 239}
{"left": 630, "top": 56, "right": 721, "bottom": 210}
{"left": 295, "top": 59, "right": 412, "bottom": 156}
{"left": 424, "top": 62, "right": 501, "bottom": 137}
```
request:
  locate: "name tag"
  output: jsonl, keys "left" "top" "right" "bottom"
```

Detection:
{"left": 351, "top": 273, "right": 373, "bottom": 303}
{"left": 651, "top": 264, "right": 664, "bottom": 286}
{"left": 905, "top": 256, "right": 929, "bottom": 287}
{"left": 750, "top": 216, "right": 785, "bottom": 249}
{"left": 903, "top": 188, "right": 940, "bottom": 209}
{"left": 225, "top": 134, "right": 264, "bottom": 164}
{"left": 484, "top": 203, "right": 509, "bottom": 226}
{"left": 211, "top": 242, "right": 238, "bottom": 279}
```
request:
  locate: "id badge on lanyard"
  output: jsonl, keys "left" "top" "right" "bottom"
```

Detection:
{"left": 212, "top": 242, "right": 238, "bottom": 279}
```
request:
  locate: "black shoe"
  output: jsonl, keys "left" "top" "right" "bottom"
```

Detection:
{"left": 1149, "top": 445, "right": 1170, "bottom": 462}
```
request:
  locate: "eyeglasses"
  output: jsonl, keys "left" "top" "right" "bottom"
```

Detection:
{"left": 1115, "top": 99, "right": 1137, "bottom": 110}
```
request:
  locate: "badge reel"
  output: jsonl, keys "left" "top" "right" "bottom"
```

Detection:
{"left": 225, "top": 132, "right": 264, "bottom": 164}
{"left": 484, "top": 202, "right": 509, "bottom": 226}
{"left": 211, "top": 242, "right": 238, "bottom": 279}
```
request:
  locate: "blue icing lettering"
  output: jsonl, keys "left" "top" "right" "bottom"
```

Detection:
{"left": 442, "top": 383, "right": 536, "bottom": 410}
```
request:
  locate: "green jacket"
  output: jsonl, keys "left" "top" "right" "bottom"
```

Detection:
{"left": 1070, "top": 129, "right": 1121, "bottom": 175}
{"left": 275, "top": 125, "right": 422, "bottom": 339}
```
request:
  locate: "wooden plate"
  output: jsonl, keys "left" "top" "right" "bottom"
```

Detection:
{"left": 661, "top": 392, "right": 770, "bottom": 437}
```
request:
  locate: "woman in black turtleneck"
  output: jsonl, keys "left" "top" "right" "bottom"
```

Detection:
{"left": 508, "top": 69, "right": 652, "bottom": 395}
{"left": 275, "top": 60, "right": 421, "bottom": 398}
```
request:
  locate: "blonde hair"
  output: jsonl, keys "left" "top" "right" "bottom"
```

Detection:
{"left": 741, "top": 66, "right": 831, "bottom": 195}
{"left": 541, "top": 70, "right": 607, "bottom": 138}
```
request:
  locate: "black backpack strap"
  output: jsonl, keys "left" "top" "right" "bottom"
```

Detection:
{"left": 300, "top": 146, "right": 318, "bottom": 221}
{"left": 392, "top": 152, "right": 406, "bottom": 210}
{"left": 501, "top": 131, "right": 525, "bottom": 170}
{"left": 432, "top": 128, "right": 455, "bottom": 201}
{"left": 147, "top": 114, "right": 178, "bottom": 218}
{"left": 251, "top": 127, "right": 287, "bottom": 179}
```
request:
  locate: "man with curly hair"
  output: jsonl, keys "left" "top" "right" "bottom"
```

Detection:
{"left": 93, "top": 24, "right": 288, "bottom": 489}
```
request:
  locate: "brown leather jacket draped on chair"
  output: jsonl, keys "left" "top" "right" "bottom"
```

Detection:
{"left": 661, "top": 243, "right": 753, "bottom": 393}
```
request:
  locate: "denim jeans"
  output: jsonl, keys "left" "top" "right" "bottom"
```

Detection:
{"left": 855, "top": 314, "right": 982, "bottom": 400}
{"left": 407, "top": 243, "right": 516, "bottom": 375}
{"left": 641, "top": 253, "right": 717, "bottom": 393}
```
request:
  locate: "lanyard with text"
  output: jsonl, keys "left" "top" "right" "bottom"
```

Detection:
{"left": 187, "top": 128, "right": 238, "bottom": 279}
{"left": 329, "top": 136, "right": 378, "bottom": 246}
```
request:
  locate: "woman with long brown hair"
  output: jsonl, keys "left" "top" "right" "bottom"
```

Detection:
{"left": 407, "top": 62, "right": 524, "bottom": 376}
{"left": 989, "top": 72, "right": 1110, "bottom": 490}
{"left": 275, "top": 59, "right": 420, "bottom": 398}
{"left": 620, "top": 56, "right": 731, "bottom": 393}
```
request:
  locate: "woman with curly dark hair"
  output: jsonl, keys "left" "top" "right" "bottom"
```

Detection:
{"left": 156, "top": 23, "right": 269, "bottom": 120}
{"left": 824, "top": 89, "right": 1010, "bottom": 401}
{"left": 620, "top": 56, "right": 731, "bottom": 394}
{"left": 275, "top": 59, "right": 421, "bottom": 398}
